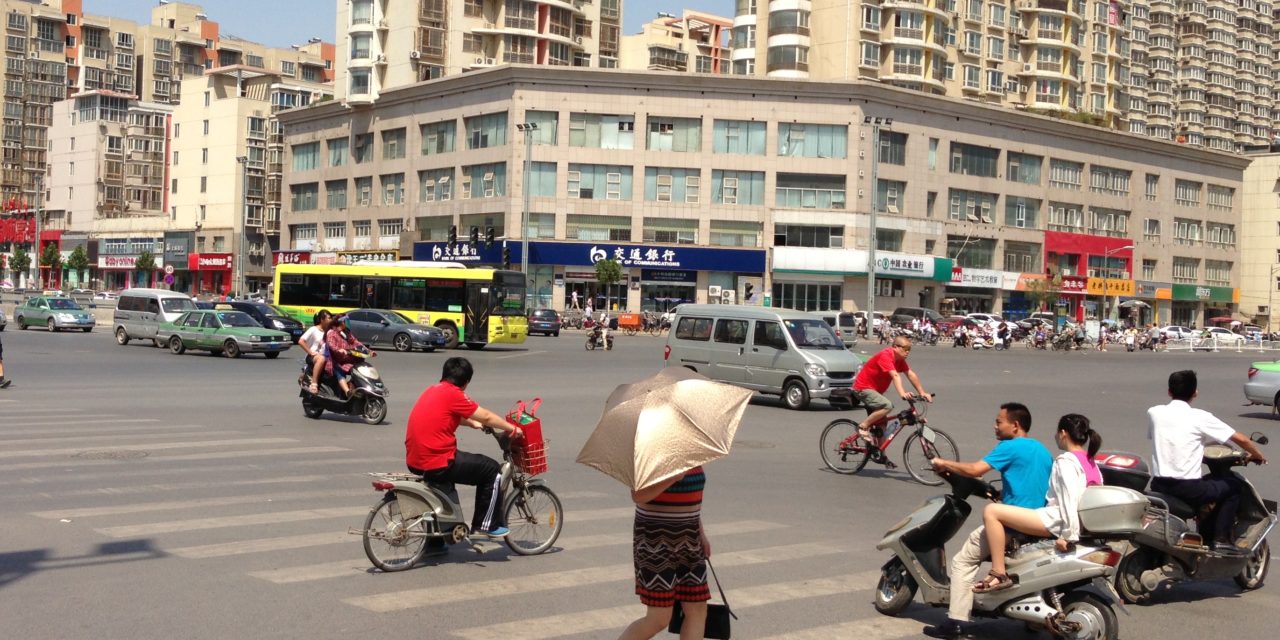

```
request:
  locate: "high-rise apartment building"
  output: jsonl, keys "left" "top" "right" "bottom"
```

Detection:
{"left": 333, "top": 0, "right": 623, "bottom": 104}
{"left": 620, "top": 10, "right": 732, "bottom": 74}
{"left": 728, "top": 0, "right": 1277, "bottom": 152}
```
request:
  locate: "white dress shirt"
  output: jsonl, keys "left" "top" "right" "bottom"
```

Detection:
{"left": 1147, "top": 399, "right": 1236, "bottom": 480}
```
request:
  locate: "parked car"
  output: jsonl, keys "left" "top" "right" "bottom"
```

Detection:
{"left": 1201, "top": 327, "right": 1246, "bottom": 347}
{"left": 343, "top": 309, "right": 446, "bottom": 352}
{"left": 890, "top": 306, "right": 945, "bottom": 328}
{"left": 158, "top": 310, "right": 293, "bottom": 359}
{"left": 966, "top": 312, "right": 1004, "bottom": 325}
{"left": 93, "top": 291, "right": 118, "bottom": 301}
{"left": 528, "top": 309, "right": 562, "bottom": 337}
{"left": 815, "top": 310, "right": 858, "bottom": 349}
{"left": 852, "top": 310, "right": 888, "bottom": 332}
{"left": 0, "top": 308, "right": 6, "bottom": 331}
{"left": 216, "top": 302, "right": 305, "bottom": 342}
{"left": 1160, "top": 325, "right": 1195, "bottom": 341}
{"left": 1245, "top": 361, "right": 1280, "bottom": 411}
{"left": 14, "top": 295, "right": 96, "bottom": 332}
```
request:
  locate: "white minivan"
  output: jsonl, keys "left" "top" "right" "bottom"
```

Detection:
{"left": 113, "top": 288, "right": 197, "bottom": 346}
{"left": 664, "top": 304, "right": 864, "bottom": 410}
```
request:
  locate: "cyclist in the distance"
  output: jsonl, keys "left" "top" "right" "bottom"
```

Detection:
{"left": 850, "top": 336, "right": 933, "bottom": 456}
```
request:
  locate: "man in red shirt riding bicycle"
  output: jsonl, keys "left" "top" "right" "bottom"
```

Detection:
{"left": 852, "top": 336, "right": 933, "bottom": 450}
{"left": 405, "top": 357, "right": 524, "bottom": 537}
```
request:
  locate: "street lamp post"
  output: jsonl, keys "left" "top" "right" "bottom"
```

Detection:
{"left": 1268, "top": 264, "right": 1280, "bottom": 335}
{"left": 1100, "top": 244, "right": 1135, "bottom": 322}
{"left": 515, "top": 122, "right": 538, "bottom": 289}
{"left": 863, "top": 116, "right": 892, "bottom": 326}
{"left": 236, "top": 156, "right": 248, "bottom": 298}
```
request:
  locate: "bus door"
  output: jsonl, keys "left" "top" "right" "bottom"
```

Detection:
{"left": 464, "top": 281, "right": 491, "bottom": 345}
{"left": 362, "top": 277, "right": 392, "bottom": 309}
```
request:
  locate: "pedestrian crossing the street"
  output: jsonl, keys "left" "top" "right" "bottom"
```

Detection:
{"left": 4, "top": 400, "right": 1274, "bottom": 639}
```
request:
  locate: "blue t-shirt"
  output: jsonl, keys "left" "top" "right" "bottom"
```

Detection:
{"left": 983, "top": 437, "right": 1053, "bottom": 509}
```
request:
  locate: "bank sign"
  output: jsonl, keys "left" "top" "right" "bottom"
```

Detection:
{"left": 413, "top": 241, "right": 766, "bottom": 273}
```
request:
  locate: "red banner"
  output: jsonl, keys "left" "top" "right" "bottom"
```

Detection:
{"left": 188, "top": 253, "right": 233, "bottom": 271}
{"left": 273, "top": 250, "right": 311, "bottom": 266}
{"left": 0, "top": 218, "right": 34, "bottom": 243}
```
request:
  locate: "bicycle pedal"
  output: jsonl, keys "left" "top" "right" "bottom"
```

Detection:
{"left": 881, "top": 460, "right": 898, "bottom": 469}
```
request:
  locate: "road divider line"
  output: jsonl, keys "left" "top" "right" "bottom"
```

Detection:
{"left": 94, "top": 506, "right": 367, "bottom": 538}
{"left": 0, "top": 437, "right": 299, "bottom": 459}
{"left": 449, "top": 571, "right": 879, "bottom": 640}
{"left": 31, "top": 488, "right": 357, "bottom": 519}
{"left": 174, "top": 532, "right": 355, "bottom": 559}
{"left": 0, "top": 446, "right": 350, "bottom": 472}
{"left": 0, "top": 429, "right": 245, "bottom": 448}
{"left": 495, "top": 350, "right": 549, "bottom": 360}
{"left": 249, "top": 520, "right": 787, "bottom": 584}
{"left": 346, "top": 542, "right": 844, "bottom": 613}
{"left": 755, "top": 617, "right": 924, "bottom": 640}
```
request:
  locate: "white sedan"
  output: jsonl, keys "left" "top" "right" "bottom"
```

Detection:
{"left": 1160, "top": 325, "right": 1194, "bottom": 341}
{"left": 1201, "top": 327, "right": 1246, "bottom": 346}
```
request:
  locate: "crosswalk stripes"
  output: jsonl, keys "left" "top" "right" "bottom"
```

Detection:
{"left": 755, "top": 617, "right": 926, "bottom": 640}
{"left": 246, "top": 520, "right": 788, "bottom": 584}
{"left": 0, "top": 436, "right": 300, "bottom": 459}
{"left": 344, "top": 542, "right": 844, "bottom": 613}
{"left": 0, "top": 445, "right": 351, "bottom": 472}
{"left": 93, "top": 506, "right": 366, "bottom": 538}
{"left": 0, "top": 429, "right": 246, "bottom": 448}
{"left": 448, "top": 571, "right": 881, "bottom": 640}
{"left": 30, "top": 488, "right": 358, "bottom": 519}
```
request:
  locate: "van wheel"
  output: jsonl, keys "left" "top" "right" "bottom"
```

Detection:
{"left": 783, "top": 379, "right": 810, "bottom": 410}
{"left": 115, "top": 327, "right": 129, "bottom": 345}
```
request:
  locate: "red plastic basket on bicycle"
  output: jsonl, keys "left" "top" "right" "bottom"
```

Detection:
{"left": 506, "top": 398, "right": 548, "bottom": 476}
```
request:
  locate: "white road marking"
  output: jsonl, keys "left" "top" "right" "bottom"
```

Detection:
{"left": 32, "top": 474, "right": 335, "bottom": 498}
{"left": 495, "top": 350, "right": 549, "bottom": 360}
{"left": 0, "top": 422, "right": 202, "bottom": 437}
{"left": 173, "top": 532, "right": 356, "bottom": 559}
{"left": 94, "top": 506, "right": 366, "bottom": 538}
{"left": 248, "top": 520, "right": 786, "bottom": 584}
{"left": 346, "top": 542, "right": 844, "bottom": 613}
{"left": 755, "top": 616, "right": 923, "bottom": 640}
{"left": 449, "top": 570, "right": 879, "bottom": 640}
{"left": 0, "top": 429, "right": 244, "bottom": 448}
{"left": 31, "top": 489, "right": 356, "bottom": 519}
{"left": 0, "top": 437, "right": 298, "bottom": 459}
{"left": 0, "top": 446, "right": 353, "bottom": 472}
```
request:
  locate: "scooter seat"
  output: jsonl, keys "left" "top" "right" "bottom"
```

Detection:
{"left": 1007, "top": 530, "right": 1052, "bottom": 554}
{"left": 1146, "top": 491, "right": 1196, "bottom": 520}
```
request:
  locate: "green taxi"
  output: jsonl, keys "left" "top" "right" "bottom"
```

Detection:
{"left": 14, "top": 295, "right": 96, "bottom": 332}
{"left": 1245, "top": 361, "right": 1280, "bottom": 411}
{"left": 158, "top": 309, "right": 293, "bottom": 359}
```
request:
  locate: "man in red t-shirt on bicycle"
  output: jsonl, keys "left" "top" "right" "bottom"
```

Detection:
{"left": 852, "top": 336, "right": 933, "bottom": 448}
{"left": 405, "top": 357, "right": 523, "bottom": 537}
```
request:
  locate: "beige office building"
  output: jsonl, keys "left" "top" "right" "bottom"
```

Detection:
{"left": 333, "top": 0, "right": 623, "bottom": 104}
{"left": 1241, "top": 151, "right": 1280, "bottom": 330}
{"left": 620, "top": 10, "right": 732, "bottom": 74}
{"left": 278, "top": 65, "right": 1244, "bottom": 326}
{"left": 726, "top": 0, "right": 1277, "bottom": 152}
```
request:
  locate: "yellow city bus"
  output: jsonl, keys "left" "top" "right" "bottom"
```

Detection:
{"left": 273, "top": 262, "right": 528, "bottom": 349}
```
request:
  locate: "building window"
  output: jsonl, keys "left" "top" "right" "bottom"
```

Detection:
{"left": 1048, "top": 159, "right": 1083, "bottom": 190}
{"left": 355, "top": 177, "right": 373, "bottom": 206}
{"left": 1172, "top": 257, "right": 1199, "bottom": 283}
{"left": 568, "top": 112, "right": 634, "bottom": 149}
{"left": 379, "top": 219, "right": 404, "bottom": 237}
{"left": 465, "top": 112, "right": 509, "bottom": 149}
{"left": 1089, "top": 165, "right": 1131, "bottom": 196}
{"left": 522, "top": 110, "right": 559, "bottom": 145}
{"left": 1004, "top": 197, "right": 1040, "bottom": 228}
{"left": 777, "top": 173, "right": 846, "bottom": 210}
{"left": 290, "top": 183, "right": 319, "bottom": 211}
{"left": 1088, "top": 207, "right": 1129, "bottom": 238}
{"left": 949, "top": 189, "right": 999, "bottom": 223}
{"left": 712, "top": 170, "right": 765, "bottom": 206}
{"left": 777, "top": 123, "right": 847, "bottom": 159}
{"left": 461, "top": 163, "right": 507, "bottom": 199}
{"left": 324, "top": 222, "right": 346, "bottom": 241}
{"left": 1006, "top": 152, "right": 1042, "bottom": 184}
{"left": 1205, "top": 260, "right": 1231, "bottom": 286}
{"left": 353, "top": 134, "right": 373, "bottom": 164}
{"left": 418, "top": 168, "right": 454, "bottom": 202}
{"left": 381, "top": 128, "right": 406, "bottom": 160}
{"left": 380, "top": 173, "right": 405, "bottom": 205}
{"left": 1142, "top": 259, "right": 1157, "bottom": 281}
{"left": 354, "top": 220, "right": 371, "bottom": 238}
{"left": 1207, "top": 223, "right": 1236, "bottom": 246}
{"left": 1207, "top": 184, "right": 1234, "bottom": 210}
{"left": 1143, "top": 218, "right": 1160, "bottom": 241}
{"left": 949, "top": 142, "right": 999, "bottom": 177}
{"left": 1173, "top": 218, "right": 1203, "bottom": 245}
{"left": 646, "top": 116, "right": 702, "bottom": 152}
{"left": 860, "top": 42, "right": 880, "bottom": 67}
{"left": 771, "top": 283, "right": 842, "bottom": 312}
{"left": 421, "top": 120, "right": 456, "bottom": 155}
{"left": 1004, "top": 241, "right": 1042, "bottom": 273}
{"left": 566, "top": 214, "right": 631, "bottom": 241}
{"left": 349, "top": 69, "right": 371, "bottom": 95}
{"left": 291, "top": 142, "right": 319, "bottom": 172}
{"left": 644, "top": 167, "right": 701, "bottom": 203}
{"left": 528, "top": 162, "right": 557, "bottom": 197}
{"left": 773, "top": 224, "right": 844, "bottom": 248}
{"left": 877, "top": 131, "right": 907, "bottom": 165}
{"left": 326, "top": 180, "right": 348, "bottom": 209}
{"left": 328, "top": 138, "right": 349, "bottom": 166}
{"left": 1174, "top": 179, "right": 1201, "bottom": 206}
{"left": 1145, "top": 173, "right": 1159, "bottom": 201}
{"left": 712, "top": 120, "right": 766, "bottom": 155}
{"left": 876, "top": 228, "right": 904, "bottom": 252}
{"left": 643, "top": 218, "right": 698, "bottom": 245}
{"left": 947, "top": 236, "right": 996, "bottom": 269}
{"left": 567, "top": 164, "right": 633, "bottom": 200}
{"left": 875, "top": 179, "right": 905, "bottom": 214}
{"left": 710, "top": 220, "right": 762, "bottom": 247}
{"left": 1046, "top": 202, "right": 1084, "bottom": 232}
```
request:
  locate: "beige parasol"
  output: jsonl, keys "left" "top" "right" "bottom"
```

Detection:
{"left": 576, "top": 367, "right": 754, "bottom": 491}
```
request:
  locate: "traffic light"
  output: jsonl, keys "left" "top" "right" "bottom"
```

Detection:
{"left": 448, "top": 225, "right": 457, "bottom": 247}
{"left": 502, "top": 246, "right": 512, "bottom": 270}
{"left": 469, "top": 226, "right": 480, "bottom": 247}
{"left": 485, "top": 227, "right": 495, "bottom": 249}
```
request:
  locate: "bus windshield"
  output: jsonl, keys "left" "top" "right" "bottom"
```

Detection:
{"left": 491, "top": 272, "right": 527, "bottom": 317}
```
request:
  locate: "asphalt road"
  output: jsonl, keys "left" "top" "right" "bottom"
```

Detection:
{"left": 1, "top": 325, "right": 1278, "bottom": 639}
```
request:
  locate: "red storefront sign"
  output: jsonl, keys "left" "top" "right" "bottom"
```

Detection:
{"left": 273, "top": 250, "right": 311, "bottom": 266}
{"left": 188, "top": 253, "right": 233, "bottom": 271}
{"left": 0, "top": 218, "right": 34, "bottom": 243}
{"left": 1059, "top": 275, "right": 1088, "bottom": 294}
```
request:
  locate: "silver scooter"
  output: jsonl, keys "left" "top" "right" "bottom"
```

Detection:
{"left": 874, "top": 439, "right": 1129, "bottom": 639}
{"left": 353, "top": 429, "right": 564, "bottom": 572}
{"left": 1095, "top": 433, "right": 1275, "bottom": 603}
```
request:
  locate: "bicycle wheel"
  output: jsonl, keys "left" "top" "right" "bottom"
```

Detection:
{"left": 505, "top": 484, "right": 563, "bottom": 555}
{"left": 363, "top": 495, "right": 429, "bottom": 572}
{"left": 819, "top": 419, "right": 872, "bottom": 475}
{"left": 901, "top": 428, "right": 958, "bottom": 486}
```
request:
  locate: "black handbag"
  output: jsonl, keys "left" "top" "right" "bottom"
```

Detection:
{"left": 668, "top": 560, "right": 737, "bottom": 639}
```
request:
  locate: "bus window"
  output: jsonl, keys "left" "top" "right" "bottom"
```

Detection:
{"left": 392, "top": 278, "right": 427, "bottom": 311}
{"left": 425, "top": 278, "right": 465, "bottom": 312}
{"left": 329, "top": 276, "right": 362, "bottom": 306}
{"left": 361, "top": 278, "right": 391, "bottom": 309}
{"left": 279, "top": 274, "right": 330, "bottom": 307}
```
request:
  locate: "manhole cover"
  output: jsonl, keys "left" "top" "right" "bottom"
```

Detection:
{"left": 734, "top": 440, "right": 776, "bottom": 450}
{"left": 73, "top": 450, "right": 150, "bottom": 460}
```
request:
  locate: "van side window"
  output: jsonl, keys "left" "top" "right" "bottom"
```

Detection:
{"left": 754, "top": 321, "right": 787, "bottom": 350}
{"left": 713, "top": 319, "right": 747, "bottom": 345}
{"left": 674, "top": 316, "right": 712, "bottom": 341}
{"left": 118, "top": 296, "right": 138, "bottom": 311}
{"left": 146, "top": 300, "right": 161, "bottom": 315}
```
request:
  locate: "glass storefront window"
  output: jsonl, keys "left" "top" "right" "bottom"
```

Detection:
{"left": 527, "top": 265, "right": 554, "bottom": 310}
{"left": 771, "top": 282, "right": 841, "bottom": 311}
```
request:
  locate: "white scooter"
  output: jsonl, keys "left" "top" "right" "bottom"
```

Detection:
{"left": 874, "top": 442, "right": 1130, "bottom": 639}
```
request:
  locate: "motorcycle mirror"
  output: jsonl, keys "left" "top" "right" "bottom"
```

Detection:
{"left": 1252, "top": 432, "right": 1270, "bottom": 446}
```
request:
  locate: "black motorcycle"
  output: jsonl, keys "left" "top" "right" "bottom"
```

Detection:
{"left": 585, "top": 325, "right": 613, "bottom": 350}
{"left": 300, "top": 351, "right": 388, "bottom": 425}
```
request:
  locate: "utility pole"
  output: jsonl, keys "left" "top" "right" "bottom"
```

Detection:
{"left": 515, "top": 122, "right": 538, "bottom": 285}
{"left": 236, "top": 156, "right": 247, "bottom": 297}
{"left": 864, "top": 116, "right": 892, "bottom": 323}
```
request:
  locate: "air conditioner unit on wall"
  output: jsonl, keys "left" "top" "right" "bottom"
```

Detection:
{"left": 708, "top": 285, "right": 722, "bottom": 299}
{"left": 409, "top": 51, "right": 421, "bottom": 59}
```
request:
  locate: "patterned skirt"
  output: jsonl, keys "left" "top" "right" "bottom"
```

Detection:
{"left": 633, "top": 508, "right": 710, "bottom": 607}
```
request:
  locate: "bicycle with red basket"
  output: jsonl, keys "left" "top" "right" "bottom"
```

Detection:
{"left": 357, "top": 398, "right": 564, "bottom": 571}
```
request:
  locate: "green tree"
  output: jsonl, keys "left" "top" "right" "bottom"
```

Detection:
{"left": 9, "top": 247, "right": 30, "bottom": 276}
{"left": 134, "top": 251, "right": 157, "bottom": 282}
{"left": 66, "top": 245, "right": 90, "bottom": 288}
{"left": 594, "top": 257, "right": 622, "bottom": 287}
{"left": 1025, "top": 276, "right": 1060, "bottom": 312}
{"left": 40, "top": 241, "right": 62, "bottom": 282}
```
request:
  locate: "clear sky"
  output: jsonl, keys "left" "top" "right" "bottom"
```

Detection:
{"left": 105, "top": 0, "right": 737, "bottom": 48}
